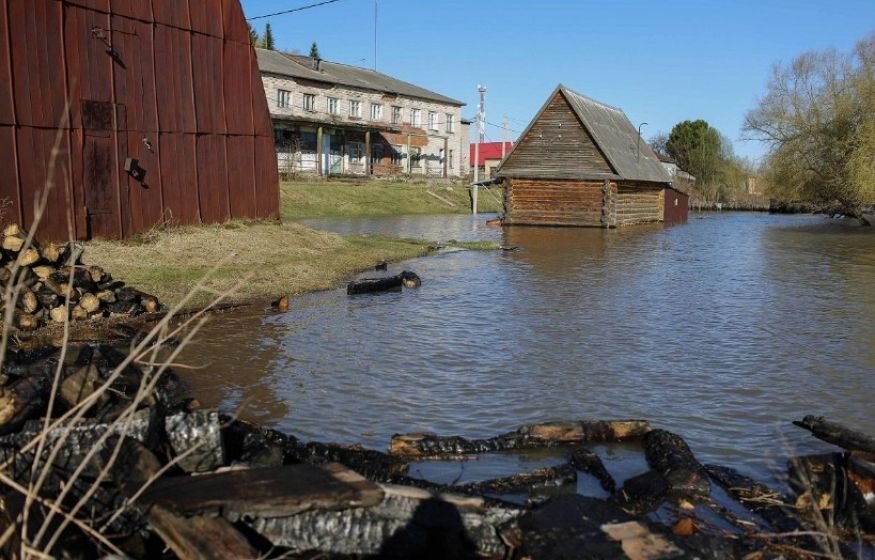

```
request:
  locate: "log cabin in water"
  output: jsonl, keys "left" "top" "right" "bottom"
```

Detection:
{"left": 496, "top": 85, "right": 688, "bottom": 227}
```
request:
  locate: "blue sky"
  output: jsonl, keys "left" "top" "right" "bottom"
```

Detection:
{"left": 241, "top": 0, "right": 875, "bottom": 161}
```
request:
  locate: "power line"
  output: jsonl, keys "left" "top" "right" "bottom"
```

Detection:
{"left": 248, "top": 0, "right": 344, "bottom": 21}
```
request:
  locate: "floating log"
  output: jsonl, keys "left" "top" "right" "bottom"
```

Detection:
{"left": 347, "top": 275, "right": 403, "bottom": 295}
{"left": 400, "top": 270, "right": 422, "bottom": 288}
{"left": 390, "top": 420, "right": 652, "bottom": 459}
{"left": 140, "top": 463, "right": 384, "bottom": 520}
{"left": 643, "top": 430, "right": 710, "bottom": 496}
{"left": 793, "top": 415, "right": 875, "bottom": 455}
{"left": 247, "top": 482, "right": 520, "bottom": 558}
{"left": 148, "top": 505, "right": 258, "bottom": 560}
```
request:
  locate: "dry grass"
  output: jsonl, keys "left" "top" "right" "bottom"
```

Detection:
{"left": 84, "top": 221, "right": 430, "bottom": 307}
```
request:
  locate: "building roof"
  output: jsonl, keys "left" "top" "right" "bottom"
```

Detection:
{"left": 256, "top": 48, "right": 465, "bottom": 107}
{"left": 656, "top": 152, "right": 676, "bottom": 164}
{"left": 469, "top": 142, "right": 514, "bottom": 167}
{"left": 499, "top": 85, "right": 671, "bottom": 184}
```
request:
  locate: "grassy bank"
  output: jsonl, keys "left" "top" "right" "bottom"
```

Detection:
{"left": 280, "top": 180, "right": 504, "bottom": 221}
{"left": 85, "top": 222, "right": 430, "bottom": 308}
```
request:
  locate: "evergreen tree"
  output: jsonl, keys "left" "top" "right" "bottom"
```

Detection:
{"left": 262, "top": 23, "right": 275, "bottom": 50}
{"left": 309, "top": 42, "right": 320, "bottom": 59}
{"left": 248, "top": 23, "right": 259, "bottom": 46}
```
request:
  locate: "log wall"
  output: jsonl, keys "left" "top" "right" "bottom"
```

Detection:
{"left": 614, "top": 182, "right": 663, "bottom": 226}
{"left": 504, "top": 178, "right": 609, "bottom": 227}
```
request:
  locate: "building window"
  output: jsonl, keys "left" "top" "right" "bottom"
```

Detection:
{"left": 328, "top": 97, "right": 339, "bottom": 115}
{"left": 348, "top": 142, "right": 364, "bottom": 165}
{"left": 446, "top": 114, "right": 454, "bottom": 133}
{"left": 410, "top": 146, "right": 422, "bottom": 168}
{"left": 428, "top": 111, "right": 437, "bottom": 131}
{"left": 349, "top": 100, "right": 362, "bottom": 118}
{"left": 391, "top": 145, "right": 404, "bottom": 166}
{"left": 448, "top": 149, "right": 454, "bottom": 169}
{"left": 371, "top": 143, "right": 383, "bottom": 166}
{"left": 370, "top": 103, "right": 383, "bottom": 121}
{"left": 391, "top": 106, "right": 402, "bottom": 124}
{"left": 411, "top": 109, "right": 421, "bottom": 128}
{"left": 303, "top": 93, "right": 316, "bottom": 112}
{"left": 277, "top": 89, "right": 291, "bottom": 108}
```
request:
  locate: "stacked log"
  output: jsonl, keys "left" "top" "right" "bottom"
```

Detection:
{"left": 0, "top": 224, "right": 162, "bottom": 331}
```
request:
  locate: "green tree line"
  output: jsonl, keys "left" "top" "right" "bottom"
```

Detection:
{"left": 744, "top": 32, "right": 875, "bottom": 212}
{"left": 650, "top": 121, "right": 755, "bottom": 203}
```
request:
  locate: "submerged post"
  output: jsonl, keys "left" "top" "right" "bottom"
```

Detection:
{"left": 472, "top": 184, "right": 479, "bottom": 215}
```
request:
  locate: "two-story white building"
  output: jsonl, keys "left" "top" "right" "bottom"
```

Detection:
{"left": 256, "top": 48, "right": 469, "bottom": 179}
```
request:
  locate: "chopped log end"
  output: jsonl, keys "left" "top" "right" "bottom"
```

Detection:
{"left": 16, "top": 313, "right": 39, "bottom": 331}
{"left": 17, "top": 248, "right": 40, "bottom": 267}
{"left": 2, "top": 235, "right": 24, "bottom": 253}
{"left": 140, "top": 295, "right": 160, "bottom": 313}
{"left": 79, "top": 294, "right": 101, "bottom": 314}
{"left": 49, "top": 306, "right": 68, "bottom": 324}
{"left": 3, "top": 223, "right": 21, "bottom": 238}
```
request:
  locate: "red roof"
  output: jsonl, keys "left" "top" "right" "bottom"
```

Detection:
{"left": 469, "top": 142, "right": 514, "bottom": 167}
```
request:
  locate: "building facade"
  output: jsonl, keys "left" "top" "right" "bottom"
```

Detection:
{"left": 497, "top": 85, "right": 688, "bottom": 227}
{"left": 257, "top": 49, "right": 468, "bottom": 179}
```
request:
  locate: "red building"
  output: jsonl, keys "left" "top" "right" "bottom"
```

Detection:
{"left": 0, "top": 0, "right": 279, "bottom": 240}
{"left": 470, "top": 141, "right": 513, "bottom": 179}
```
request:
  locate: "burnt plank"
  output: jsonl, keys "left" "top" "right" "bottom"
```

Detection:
{"left": 148, "top": 505, "right": 258, "bottom": 560}
{"left": 140, "top": 463, "right": 384, "bottom": 519}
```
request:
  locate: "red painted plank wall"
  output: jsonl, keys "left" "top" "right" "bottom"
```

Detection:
{"left": 0, "top": 0, "right": 279, "bottom": 241}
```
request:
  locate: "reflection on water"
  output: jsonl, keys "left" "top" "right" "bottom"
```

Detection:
{"left": 178, "top": 213, "right": 875, "bottom": 485}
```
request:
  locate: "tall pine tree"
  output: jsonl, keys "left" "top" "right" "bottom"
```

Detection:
{"left": 309, "top": 42, "right": 320, "bottom": 59}
{"left": 247, "top": 23, "right": 259, "bottom": 46}
{"left": 262, "top": 23, "right": 275, "bottom": 50}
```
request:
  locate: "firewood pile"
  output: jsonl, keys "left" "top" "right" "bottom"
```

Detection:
{"left": 1, "top": 224, "right": 161, "bottom": 331}
{"left": 1, "top": 340, "right": 873, "bottom": 558}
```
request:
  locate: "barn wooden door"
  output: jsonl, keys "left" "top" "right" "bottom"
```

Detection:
{"left": 81, "top": 100, "right": 123, "bottom": 239}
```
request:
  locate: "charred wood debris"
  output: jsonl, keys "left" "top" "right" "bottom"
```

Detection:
{"left": 0, "top": 230, "right": 873, "bottom": 558}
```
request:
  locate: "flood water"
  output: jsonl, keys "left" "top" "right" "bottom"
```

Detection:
{"left": 177, "top": 212, "right": 875, "bottom": 485}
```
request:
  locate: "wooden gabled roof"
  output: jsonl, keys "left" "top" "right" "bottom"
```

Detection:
{"left": 498, "top": 85, "right": 671, "bottom": 184}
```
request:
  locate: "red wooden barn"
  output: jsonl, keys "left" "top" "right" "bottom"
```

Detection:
{"left": 0, "top": 0, "right": 279, "bottom": 241}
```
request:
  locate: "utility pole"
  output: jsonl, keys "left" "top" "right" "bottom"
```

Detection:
{"left": 373, "top": 0, "right": 378, "bottom": 71}
{"left": 502, "top": 115, "right": 509, "bottom": 159}
{"left": 473, "top": 84, "right": 486, "bottom": 214}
